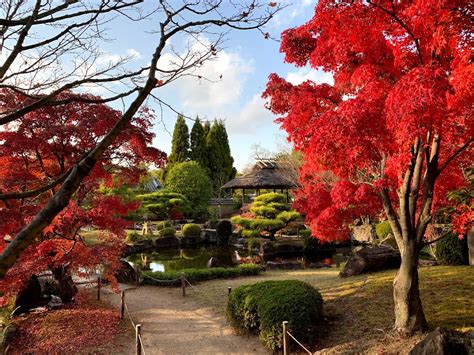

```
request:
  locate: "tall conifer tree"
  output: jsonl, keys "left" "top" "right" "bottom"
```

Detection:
{"left": 168, "top": 114, "right": 190, "bottom": 165}
{"left": 190, "top": 117, "right": 208, "bottom": 170}
{"left": 206, "top": 120, "right": 236, "bottom": 196}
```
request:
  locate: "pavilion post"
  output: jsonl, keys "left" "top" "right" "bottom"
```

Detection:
{"left": 242, "top": 189, "right": 245, "bottom": 206}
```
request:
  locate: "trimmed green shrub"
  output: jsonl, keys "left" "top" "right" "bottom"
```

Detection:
{"left": 156, "top": 221, "right": 172, "bottom": 230}
{"left": 375, "top": 221, "right": 393, "bottom": 239}
{"left": 166, "top": 161, "right": 212, "bottom": 218}
{"left": 250, "top": 218, "right": 285, "bottom": 230}
{"left": 254, "top": 192, "right": 287, "bottom": 204}
{"left": 182, "top": 223, "right": 202, "bottom": 237}
{"left": 230, "top": 216, "right": 252, "bottom": 229}
{"left": 158, "top": 227, "right": 176, "bottom": 238}
{"left": 435, "top": 233, "right": 469, "bottom": 265}
{"left": 142, "top": 264, "right": 262, "bottom": 285}
{"left": 299, "top": 229, "right": 311, "bottom": 238}
{"left": 242, "top": 229, "right": 260, "bottom": 238}
{"left": 227, "top": 280, "right": 323, "bottom": 350}
{"left": 276, "top": 211, "right": 301, "bottom": 224}
{"left": 126, "top": 232, "right": 141, "bottom": 243}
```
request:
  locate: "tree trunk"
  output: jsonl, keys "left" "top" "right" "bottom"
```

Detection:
{"left": 393, "top": 241, "right": 427, "bottom": 334}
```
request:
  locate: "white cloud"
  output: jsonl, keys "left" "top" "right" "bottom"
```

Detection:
{"left": 226, "top": 94, "right": 275, "bottom": 134}
{"left": 158, "top": 36, "right": 254, "bottom": 116}
{"left": 286, "top": 67, "right": 334, "bottom": 85}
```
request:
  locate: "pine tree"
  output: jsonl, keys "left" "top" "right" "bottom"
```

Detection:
{"left": 190, "top": 117, "right": 208, "bottom": 170}
{"left": 206, "top": 120, "right": 236, "bottom": 196}
{"left": 203, "top": 121, "right": 211, "bottom": 138}
{"left": 168, "top": 114, "right": 190, "bottom": 165}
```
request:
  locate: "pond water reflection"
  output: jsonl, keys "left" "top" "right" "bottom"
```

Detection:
{"left": 127, "top": 245, "right": 349, "bottom": 272}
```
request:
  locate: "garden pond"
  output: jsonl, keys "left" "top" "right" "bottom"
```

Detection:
{"left": 126, "top": 244, "right": 352, "bottom": 272}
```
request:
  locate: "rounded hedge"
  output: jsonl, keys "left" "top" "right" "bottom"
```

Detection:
{"left": 126, "top": 231, "right": 141, "bottom": 243}
{"left": 435, "top": 233, "right": 468, "bottom": 265}
{"left": 156, "top": 221, "right": 172, "bottom": 230}
{"left": 158, "top": 227, "right": 176, "bottom": 238}
{"left": 182, "top": 223, "right": 202, "bottom": 237}
{"left": 375, "top": 221, "right": 393, "bottom": 239}
{"left": 227, "top": 280, "right": 323, "bottom": 350}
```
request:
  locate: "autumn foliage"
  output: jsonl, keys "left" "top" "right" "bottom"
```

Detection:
{"left": 0, "top": 90, "right": 166, "bottom": 301}
{"left": 264, "top": 0, "right": 473, "bottom": 242}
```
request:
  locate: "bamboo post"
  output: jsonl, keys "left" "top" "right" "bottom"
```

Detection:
{"left": 181, "top": 273, "right": 186, "bottom": 297}
{"left": 282, "top": 321, "right": 289, "bottom": 355}
{"left": 135, "top": 266, "right": 140, "bottom": 286}
{"left": 135, "top": 324, "right": 142, "bottom": 355}
{"left": 228, "top": 287, "right": 232, "bottom": 296}
{"left": 97, "top": 277, "right": 101, "bottom": 301}
{"left": 120, "top": 291, "right": 125, "bottom": 319}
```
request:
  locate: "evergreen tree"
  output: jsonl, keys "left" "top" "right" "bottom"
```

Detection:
{"left": 206, "top": 120, "right": 236, "bottom": 196}
{"left": 203, "top": 121, "right": 211, "bottom": 138}
{"left": 168, "top": 114, "right": 190, "bottom": 165}
{"left": 190, "top": 117, "right": 208, "bottom": 170}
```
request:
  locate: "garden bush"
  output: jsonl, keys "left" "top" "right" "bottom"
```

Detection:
{"left": 156, "top": 221, "right": 172, "bottom": 230}
{"left": 299, "top": 229, "right": 311, "bottom": 238}
{"left": 375, "top": 221, "right": 393, "bottom": 239}
{"left": 126, "top": 231, "right": 141, "bottom": 243}
{"left": 141, "top": 264, "right": 262, "bottom": 285}
{"left": 182, "top": 223, "right": 202, "bottom": 237}
{"left": 242, "top": 229, "right": 260, "bottom": 238}
{"left": 158, "top": 227, "right": 176, "bottom": 238}
{"left": 435, "top": 233, "right": 469, "bottom": 265}
{"left": 227, "top": 280, "right": 323, "bottom": 350}
{"left": 165, "top": 161, "right": 212, "bottom": 218}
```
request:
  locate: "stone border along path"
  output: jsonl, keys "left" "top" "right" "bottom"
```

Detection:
{"left": 102, "top": 285, "right": 269, "bottom": 354}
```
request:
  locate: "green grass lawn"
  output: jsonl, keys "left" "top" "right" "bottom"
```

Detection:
{"left": 180, "top": 265, "right": 474, "bottom": 354}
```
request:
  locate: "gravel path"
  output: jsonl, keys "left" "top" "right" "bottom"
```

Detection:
{"left": 103, "top": 285, "right": 268, "bottom": 355}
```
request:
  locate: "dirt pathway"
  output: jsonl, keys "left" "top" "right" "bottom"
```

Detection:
{"left": 103, "top": 285, "right": 268, "bottom": 355}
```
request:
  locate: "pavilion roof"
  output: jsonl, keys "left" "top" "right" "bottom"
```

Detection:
{"left": 221, "top": 160, "right": 298, "bottom": 190}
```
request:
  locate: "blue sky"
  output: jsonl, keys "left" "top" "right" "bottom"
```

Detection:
{"left": 98, "top": 1, "right": 332, "bottom": 171}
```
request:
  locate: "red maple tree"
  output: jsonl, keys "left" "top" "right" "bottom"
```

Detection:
{"left": 264, "top": 0, "right": 472, "bottom": 334}
{"left": 0, "top": 90, "right": 165, "bottom": 302}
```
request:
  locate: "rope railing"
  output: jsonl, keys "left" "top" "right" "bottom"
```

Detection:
{"left": 282, "top": 321, "right": 312, "bottom": 355}
{"left": 121, "top": 291, "right": 146, "bottom": 355}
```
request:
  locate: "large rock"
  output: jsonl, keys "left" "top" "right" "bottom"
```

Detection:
{"left": 265, "top": 260, "right": 303, "bottom": 270}
{"left": 351, "top": 223, "right": 377, "bottom": 243}
{"left": 275, "top": 242, "right": 304, "bottom": 255}
{"left": 207, "top": 257, "right": 224, "bottom": 268}
{"left": 122, "top": 239, "right": 155, "bottom": 256}
{"left": 202, "top": 229, "right": 217, "bottom": 243}
{"left": 115, "top": 260, "right": 137, "bottom": 283}
{"left": 260, "top": 240, "right": 276, "bottom": 257}
{"left": 155, "top": 236, "right": 180, "bottom": 249}
{"left": 216, "top": 220, "right": 232, "bottom": 245}
{"left": 14, "top": 275, "right": 42, "bottom": 313}
{"left": 181, "top": 235, "right": 204, "bottom": 245}
{"left": 339, "top": 246, "right": 401, "bottom": 278}
{"left": 409, "top": 327, "right": 473, "bottom": 355}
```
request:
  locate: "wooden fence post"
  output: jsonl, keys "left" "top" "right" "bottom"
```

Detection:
{"left": 181, "top": 273, "right": 186, "bottom": 297}
{"left": 97, "top": 277, "right": 101, "bottom": 301}
{"left": 228, "top": 287, "right": 232, "bottom": 296}
{"left": 282, "top": 321, "right": 289, "bottom": 355}
{"left": 135, "top": 324, "right": 142, "bottom": 355}
{"left": 120, "top": 291, "right": 125, "bottom": 319}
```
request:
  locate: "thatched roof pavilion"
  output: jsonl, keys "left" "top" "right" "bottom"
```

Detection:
{"left": 221, "top": 160, "right": 298, "bottom": 203}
